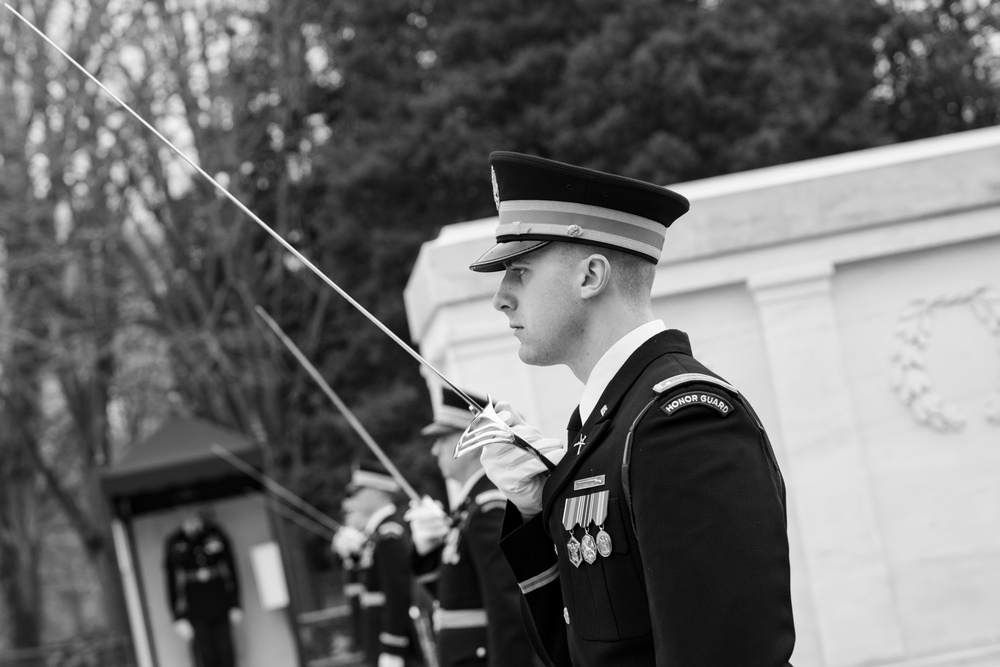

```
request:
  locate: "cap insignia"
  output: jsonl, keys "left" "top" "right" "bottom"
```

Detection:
{"left": 491, "top": 166, "right": 500, "bottom": 211}
{"left": 566, "top": 224, "right": 582, "bottom": 237}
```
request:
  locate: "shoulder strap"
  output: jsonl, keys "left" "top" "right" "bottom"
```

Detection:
{"left": 652, "top": 372, "right": 737, "bottom": 395}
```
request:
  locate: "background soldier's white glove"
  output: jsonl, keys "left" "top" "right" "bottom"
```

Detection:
{"left": 405, "top": 495, "right": 451, "bottom": 555}
{"left": 378, "top": 653, "right": 405, "bottom": 667}
{"left": 480, "top": 402, "right": 566, "bottom": 518}
{"left": 331, "top": 525, "right": 366, "bottom": 564}
{"left": 173, "top": 619, "right": 194, "bottom": 641}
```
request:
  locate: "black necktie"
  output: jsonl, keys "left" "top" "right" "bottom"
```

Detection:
{"left": 567, "top": 406, "right": 582, "bottom": 448}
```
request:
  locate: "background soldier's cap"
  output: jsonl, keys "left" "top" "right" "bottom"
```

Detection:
{"left": 469, "top": 151, "right": 690, "bottom": 272}
{"left": 421, "top": 386, "right": 488, "bottom": 436}
{"left": 347, "top": 459, "right": 400, "bottom": 494}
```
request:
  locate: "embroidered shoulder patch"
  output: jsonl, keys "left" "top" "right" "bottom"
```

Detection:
{"left": 660, "top": 391, "right": 733, "bottom": 418}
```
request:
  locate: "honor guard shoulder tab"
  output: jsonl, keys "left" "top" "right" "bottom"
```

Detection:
{"left": 377, "top": 522, "right": 404, "bottom": 538}
{"left": 474, "top": 489, "right": 507, "bottom": 512}
{"left": 653, "top": 372, "right": 737, "bottom": 419}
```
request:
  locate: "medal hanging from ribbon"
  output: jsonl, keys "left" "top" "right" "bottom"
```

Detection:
{"left": 580, "top": 494, "right": 598, "bottom": 564}
{"left": 591, "top": 490, "right": 613, "bottom": 557}
{"left": 562, "top": 496, "right": 583, "bottom": 568}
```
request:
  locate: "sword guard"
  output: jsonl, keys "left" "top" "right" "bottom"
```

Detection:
{"left": 453, "top": 398, "right": 556, "bottom": 474}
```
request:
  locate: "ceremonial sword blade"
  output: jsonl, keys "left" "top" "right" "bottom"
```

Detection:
{"left": 4, "top": 3, "right": 483, "bottom": 414}
{"left": 210, "top": 443, "right": 341, "bottom": 533}
{"left": 254, "top": 306, "right": 421, "bottom": 502}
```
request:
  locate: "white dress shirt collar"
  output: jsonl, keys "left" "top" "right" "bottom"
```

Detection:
{"left": 579, "top": 320, "right": 666, "bottom": 423}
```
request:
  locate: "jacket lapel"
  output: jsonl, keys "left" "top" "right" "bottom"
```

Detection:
{"left": 542, "top": 330, "right": 693, "bottom": 521}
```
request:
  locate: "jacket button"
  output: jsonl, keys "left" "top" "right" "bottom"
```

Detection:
{"left": 476, "top": 647, "right": 486, "bottom": 658}
{"left": 563, "top": 607, "right": 570, "bottom": 625}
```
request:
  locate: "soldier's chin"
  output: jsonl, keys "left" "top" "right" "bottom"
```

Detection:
{"left": 516, "top": 344, "right": 553, "bottom": 367}
{"left": 516, "top": 343, "right": 534, "bottom": 364}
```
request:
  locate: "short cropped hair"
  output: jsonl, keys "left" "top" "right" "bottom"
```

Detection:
{"left": 555, "top": 243, "right": 656, "bottom": 301}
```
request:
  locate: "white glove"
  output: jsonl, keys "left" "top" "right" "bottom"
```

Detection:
{"left": 480, "top": 402, "right": 566, "bottom": 518}
{"left": 331, "top": 525, "right": 366, "bottom": 562}
{"left": 404, "top": 495, "right": 451, "bottom": 555}
{"left": 173, "top": 619, "right": 194, "bottom": 641}
{"left": 378, "top": 653, "right": 405, "bottom": 667}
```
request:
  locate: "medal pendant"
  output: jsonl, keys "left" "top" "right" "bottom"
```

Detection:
{"left": 596, "top": 528, "right": 613, "bottom": 557}
{"left": 567, "top": 535, "right": 583, "bottom": 568}
{"left": 581, "top": 532, "right": 597, "bottom": 564}
{"left": 589, "top": 490, "right": 612, "bottom": 557}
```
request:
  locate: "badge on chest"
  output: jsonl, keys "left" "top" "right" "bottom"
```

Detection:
{"left": 561, "top": 489, "right": 613, "bottom": 567}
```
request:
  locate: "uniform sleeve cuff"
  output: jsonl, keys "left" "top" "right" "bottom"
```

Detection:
{"left": 498, "top": 501, "right": 558, "bottom": 592}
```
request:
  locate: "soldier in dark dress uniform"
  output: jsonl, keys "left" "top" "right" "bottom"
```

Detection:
{"left": 343, "top": 460, "right": 425, "bottom": 667}
{"left": 331, "top": 523, "right": 367, "bottom": 654}
{"left": 164, "top": 509, "right": 242, "bottom": 667}
{"left": 407, "top": 387, "right": 541, "bottom": 667}
{"left": 463, "top": 152, "right": 797, "bottom": 666}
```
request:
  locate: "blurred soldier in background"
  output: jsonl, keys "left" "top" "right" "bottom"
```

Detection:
{"left": 164, "top": 508, "right": 243, "bottom": 667}
{"left": 331, "top": 522, "right": 367, "bottom": 655}
{"left": 407, "top": 387, "right": 541, "bottom": 667}
{"left": 343, "top": 460, "right": 426, "bottom": 667}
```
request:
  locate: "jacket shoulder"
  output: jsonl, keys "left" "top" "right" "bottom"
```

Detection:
{"left": 652, "top": 371, "right": 737, "bottom": 397}
{"left": 622, "top": 355, "right": 743, "bottom": 427}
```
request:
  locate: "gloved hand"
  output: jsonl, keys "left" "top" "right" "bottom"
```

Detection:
{"left": 173, "top": 619, "right": 194, "bottom": 641}
{"left": 331, "top": 525, "right": 366, "bottom": 564}
{"left": 229, "top": 608, "right": 243, "bottom": 625}
{"left": 480, "top": 402, "right": 566, "bottom": 518}
{"left": 405, "top": 495, "right": 451, "bottom": 555}
{"left": 378, "top": 653, "right": 405, "bottom": 667}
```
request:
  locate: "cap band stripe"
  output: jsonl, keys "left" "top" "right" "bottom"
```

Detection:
{"left": 497, "top": 200, "right": 666, "bottom": 261}
{"left": 351, "top": 469, "right": 400, "bottom": 493}
{"left": 433, "top": 405, "right": 474, "bottom": 430}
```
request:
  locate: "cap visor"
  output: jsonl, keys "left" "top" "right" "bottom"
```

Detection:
{"left": 420, "top": 422, "right": 460, "bottom": 437}
{"left": 469, "top": 240, "right": 551, "bottom": 273}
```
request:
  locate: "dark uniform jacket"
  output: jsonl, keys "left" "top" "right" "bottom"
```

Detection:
{"left": 358, "top": 505, "right": 424, "bottom": 665}
{"left": 499, "top": 329, "right": 796, "bottom": 666}
{"left": 412, "top": 472, "right": 539, "bottom": 667}
{"left": 340, "top": 555, "right": 365, "bottom": 653}
{"left": 164, "top": 520, "right": 241, "bottom": 621}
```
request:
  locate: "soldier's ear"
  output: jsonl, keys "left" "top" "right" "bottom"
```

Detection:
{"left": 580, "top": 254, "right": 611, "bottom": 300}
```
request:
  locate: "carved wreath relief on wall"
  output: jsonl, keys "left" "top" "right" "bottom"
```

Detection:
{"left": 891, "top": 286, "right": 1000, "bottom": 432}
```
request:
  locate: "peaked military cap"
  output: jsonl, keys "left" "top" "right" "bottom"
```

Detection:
{"left": 421, "top": 386, "right": 487, "bottom": 436}
{"left": 347, "top": 458, "right": 400, "bottom": 494}
{"left": 470, "top": 151, "right": 690, "bottom": 272}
